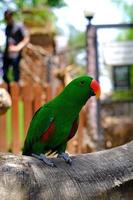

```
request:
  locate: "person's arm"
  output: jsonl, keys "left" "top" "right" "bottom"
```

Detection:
{"left": 9, "top": 36, "right": 29, "bottom": 52}
{"left": 9, "top": 23, "right": 30, "bottom": 52}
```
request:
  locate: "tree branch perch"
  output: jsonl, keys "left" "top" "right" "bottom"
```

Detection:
{"left": 0, "top": 141, "right": 133, "bottom": 200}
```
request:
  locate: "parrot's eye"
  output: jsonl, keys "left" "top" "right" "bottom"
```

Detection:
{"left": 80, "top": 81, "right": 85, "bottom": 86}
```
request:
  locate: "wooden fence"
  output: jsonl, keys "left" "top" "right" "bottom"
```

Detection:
{"left": 0, "top": 82, "right": 86, "bottom": 155}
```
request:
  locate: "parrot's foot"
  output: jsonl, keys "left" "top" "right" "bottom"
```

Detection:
{"left": 32, "top": 153, "right": 55, "bottom": 167}
{"left": 57, "top": 152, "right": 72, "bottom": 165}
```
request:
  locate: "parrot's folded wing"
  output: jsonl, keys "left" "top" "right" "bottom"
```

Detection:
{"left": 22, "top": 105, "right": 55, "bottom": 155}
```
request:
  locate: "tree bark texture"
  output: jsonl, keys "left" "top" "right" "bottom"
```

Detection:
{"left": 0, "top": 141, "right": 133, "bottom": 200}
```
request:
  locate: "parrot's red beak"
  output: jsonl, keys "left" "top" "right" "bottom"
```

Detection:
{"left": 90, "top": 79, "right": 101, "bottom": 99}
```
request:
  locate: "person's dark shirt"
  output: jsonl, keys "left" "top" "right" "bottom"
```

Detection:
{"left": 4, "top": 22, "right": 28, "bottom": 58}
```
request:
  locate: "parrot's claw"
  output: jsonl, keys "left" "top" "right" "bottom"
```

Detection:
{"left": 58, "top": 152, "right": 72, "bottom": 165}
{"left": 31, "top": 153, "right": 55, "bottom": 167}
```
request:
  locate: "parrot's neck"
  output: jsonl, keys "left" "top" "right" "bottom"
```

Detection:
{"left": 52, "top": 91, "right": 87, "bottom": 114}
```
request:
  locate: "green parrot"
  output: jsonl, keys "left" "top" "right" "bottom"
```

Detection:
{"left": 22, "top": 75, "right": 101, "bottom": 166}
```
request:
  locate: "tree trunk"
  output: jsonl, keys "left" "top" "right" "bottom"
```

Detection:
{"left": 0, "top": 141, "right": 133, "bottom": 200}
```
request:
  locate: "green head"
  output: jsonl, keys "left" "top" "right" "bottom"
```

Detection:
{"left": 61, "top": 75, "right": 101, "bottom": 106}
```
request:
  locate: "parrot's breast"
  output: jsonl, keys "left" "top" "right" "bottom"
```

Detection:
{"left": 67, "top": 119, "right": 78, "bottom": 141}
{"left": 45, "top": 117, "right": 78, "bottom": 148}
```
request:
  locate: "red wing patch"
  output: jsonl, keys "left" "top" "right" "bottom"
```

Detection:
{"left": 41, "top": 122, "right": 55, "bottom": 141}
{"left": 67, "top": 120, "right": 79, "bottom": 141}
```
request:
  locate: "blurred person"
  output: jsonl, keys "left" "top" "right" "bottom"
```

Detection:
{"left": 2, "top": 9, "right": 29, "bottom": 83}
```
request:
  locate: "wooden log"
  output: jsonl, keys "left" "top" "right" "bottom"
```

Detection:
{"left": 0, "top": 141, "right": 133, "bottom": 200}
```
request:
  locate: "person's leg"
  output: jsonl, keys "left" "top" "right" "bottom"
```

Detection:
{"left": 12, "top": 56, "right": 21, "bottom": 82}
{"left": 2, "top": 56, "right": 10, "bottom": 83}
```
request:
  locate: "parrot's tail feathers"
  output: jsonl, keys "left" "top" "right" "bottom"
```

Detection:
{"left": 22, "top": 149, "right": 31, "bottom": 156}
{"left": 22, "top": 151, "right": 31, "bottom": 156}
{"left": 22, "top": 143, "right": 32, "bottom": 156}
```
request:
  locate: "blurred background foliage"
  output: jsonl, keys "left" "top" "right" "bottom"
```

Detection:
{"left": 0, "top": 0, "right": 66, "bottom": 27}
{"left": 67, "top": 25, "right": 86, "bottom": 71}
{"left": 112, "top": 0, "right": 133, "bottom": 40}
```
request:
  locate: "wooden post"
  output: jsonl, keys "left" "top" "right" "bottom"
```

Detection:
{"left": 0, "top": 83, "right": 8, "bottom": 152}
{"left": 0, "top": 114, "right": 7, "bottom": 152}
{"left": 86, "top": 25, "right": 100, "bottom": 149}
{"left": 10, "top": 83, "right": 20, "bottom": 153}
{"left": 55, "top": 84, "right": 63, "bottom": 96}
{"left": 45, "top": 84, "right": 52, "bottom": 102}
{"left": 21, "top": 83, "right": 33, "bottom": 136}
{"left": 67, "top": 138, "right": 78, "bottom": 155}
{"left": 33, "top": 83, "right": 43, "bottom": 112}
